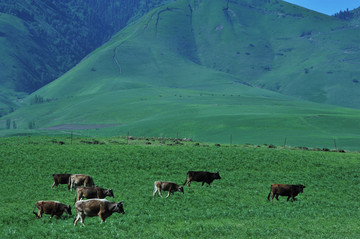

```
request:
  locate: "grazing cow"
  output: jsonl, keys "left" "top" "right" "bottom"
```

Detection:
{"left": 73, "top": 199, "right": 125, "bottom": 226}
{"left": 75, "top": 186, "right": 114, "bottom": 203}
{"left": 183, "top": 171, "right": 221, "bottom": 187}
{"left": 33, "top": 201, "right": 72, "bottom": 220}
{"left": 68, "top": 174, "right": 95, "bottom": 191}
{"left": 267, "top": 184, "right": 306, "bottom": 202}
{"left": 51, "top": 174, "right": 72, "bottom": 188}
{"left": 153, "top": 181, "right": 184, "bottom": 198}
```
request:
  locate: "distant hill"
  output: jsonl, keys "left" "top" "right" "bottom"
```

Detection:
{"left": 0, "top": 0, "right": 174, "bottom": 116}
{"left": 22, "top": 0, "right": 360, "bottom": 108}
{"left": 3, "top": 0, "right": 360, "bottom": 149}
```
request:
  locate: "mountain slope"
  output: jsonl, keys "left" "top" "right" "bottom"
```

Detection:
{"left": 0, "top": 0, "right": 174, "bottom": 115}
{"left": 3, "top": 0, "right": 360, "bottom": 149}
{"left": 29, "top": 0, "right": 360, "bottom": 108}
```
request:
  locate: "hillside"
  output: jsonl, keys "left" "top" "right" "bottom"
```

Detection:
{"left": 15, "top": 0, "right": 360, "bottom": 104}
{"left": 0, "top": 0, "right": 174, "bottom": 116}
{"left": 2, "top": 0, "right": 360, "bottom": 150}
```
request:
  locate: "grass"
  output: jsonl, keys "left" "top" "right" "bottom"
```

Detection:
{"left": 0, "top": 136, "right": 360, "bottom": 238}
{"left": 3, "top": 86, "right": 360, "bottom": 151}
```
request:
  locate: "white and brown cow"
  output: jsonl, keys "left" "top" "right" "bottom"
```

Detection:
{"left": 68, "top": 174, "right": 95, "bottom": 191}
{"left": 153, "top": 181, "right": 184, "bottom": 198}
{"left": 33, "top": 201, "right": 72, "bottom": 220}
{"left": 73, "top": 199, "right": 125, "bottom": 226}
{"left": 74, "top": 186, "right": 114, "bottom": 203}
{"left": 52, "top": 174, "right": 72, "bottom": 188}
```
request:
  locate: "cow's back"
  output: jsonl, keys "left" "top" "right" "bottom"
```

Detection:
{"left": 77, "top": 186, "right": 99, "bottom": 198}
{"left": 188, "top": 171, "right": 207, "bottom": 180}
{"left": 53, "top": 174, "right": 71, "bottom": 183}
{"left": 75, "top": 199, "right": 106, "bottom": 217}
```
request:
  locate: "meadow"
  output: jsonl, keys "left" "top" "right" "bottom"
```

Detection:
{"left": 0, "top": 136, "right": 359, "bottom": 238}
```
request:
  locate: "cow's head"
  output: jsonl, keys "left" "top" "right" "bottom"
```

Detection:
{"left": 65, "top": 205, "right": 72, "bottom": 215}
{"left": 178, "top": 186, "right": 184, "bottom": 194}
{"left": 106, "top": 189, "right": 114, "bottom": 198}
{"left": 214, "top": 172, "right": 221, "bottom": 180}
{"left": 298, "top": 184, "right": 306, "bottom": 193}
{"left": 116, "top": 201, "right": 125, "bottom": 214}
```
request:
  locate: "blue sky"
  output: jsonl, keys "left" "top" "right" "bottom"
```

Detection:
{"left": 284, "top": 0, "right": 360, "bottom": 15}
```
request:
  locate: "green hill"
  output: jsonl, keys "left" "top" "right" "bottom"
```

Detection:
{"left": 2, "top": 0, "right": 360, "bottom": 150}
{"left": 0, "top": 0, "right": 173, "bottom": 115}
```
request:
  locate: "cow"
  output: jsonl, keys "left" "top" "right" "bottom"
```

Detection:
{"left": 183, "top": 171, "right": 221, "bottom": 187}
{"left": 75, "top": 186, "right": 114, "bottom": 203}
{"left": 51, "top": 174, "right": 72, "bottom": 188}
{"left": 68, "top": 174, "right": 95, "bottom": 191}
{"left": 73, "top": 199, "right": 125, "bottom": 226}
{"left": 153, "top": 181, "right": 184, "bottom": 198}
{"left": 267, "top": 184, "right": 306, "bottom": 202}
{"left": 33, "top": 201, "right": 72, "bottom": 220}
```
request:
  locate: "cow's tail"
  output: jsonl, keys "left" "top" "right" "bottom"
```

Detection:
{"left": 267, "top": 186, "right": 272, "bottom": 201}
{"left": 32, "top": 204, "right": 39, "bottom": 218}
{"left": 67, "top": 176, "right": 72, "bottom": 190}
{"left": 183, "top": 173, "right": 189, "bottom": 186}
{"left": 74, "top": 191, "right": 78, "bottom": 204}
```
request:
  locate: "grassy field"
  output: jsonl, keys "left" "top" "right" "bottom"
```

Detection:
{"left": 3, "top": 86, "right": 360, "bottom": 151}
{"left": 1, "top": 136, "right": 359, "bottom": 238}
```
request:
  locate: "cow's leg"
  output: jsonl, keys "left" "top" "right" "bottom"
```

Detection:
{"left": 166, "top": 191, "right": 171, "bottom": 198}
{"left": 287, "top": 196, "right": 291, "bottom": 201}
{"left": 38, "top": 208, "right": 44, "bottom": 218}
{"left": 73, "top": 213, "right": 81, "bottom": 226}
{"left": 99, "top": 211, "right": 108, "bottom": 223}
{"left": 37, "top": 210, "right": 42, "bottom": 218}
{"left": 75, "top": 213, "right": 85, "bottom": 226}
{"left": 187, "top": 179, "right": 191, "bottom": 187}
{"left": 271, "top": 193, "right": 275, "bottom": 201}
{"left": 50, "top": 208, "right": 57, "bottom": 221}
{"left": 291, "top": 195, "right": 297, "bottom": 202}
{"left": 51, "top": 182, "right": 56, "bottom": 188}
{"left": 201, "top": 181, "right": 205, "bottom": 186}
{"left": 153, "top": 185, "right": 158, "bottom": 197}
{"left": 80, "top": 213, "right": 85, "bottom": 226}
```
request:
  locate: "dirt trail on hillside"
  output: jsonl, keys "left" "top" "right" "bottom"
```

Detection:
{"left": 41, "top": 124, "right": 122, "bottom": 130}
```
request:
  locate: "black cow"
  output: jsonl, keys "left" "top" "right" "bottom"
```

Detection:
{"left": 51, "top": 174, "right": 72, "bottom": 188}
{"left": 183, "top": 171, "right": 221, "bottom": 187}
{"left": 267, "top": 184, "right": 306, "bottom": 201}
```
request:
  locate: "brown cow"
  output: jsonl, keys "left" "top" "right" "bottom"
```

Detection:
{"left": 73, "top": 199, "right": 125, "bottom": 226}
{"left": 68, "top": 174, "right": 95, "bottom": 191}
{"left": 75, "top": 186, "right": 114, "bottom": 203}
{"left": 267, "top": 184, "right": 306, "bottom": 202}
{"left": 52, "top": 174, "right": 72, "bottom": 188}
{"left": 183, "top": 171, "right": 221, "bottom": 187}
{"left": 153, "top": 181, "right": 184, "bottom": 198}
{"left": 33, "top": 201, "right": 72, "bottom": 220}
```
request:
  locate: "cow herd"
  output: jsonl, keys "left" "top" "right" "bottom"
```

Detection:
{"left": 33, "top": 171, "right": 306, "bottom": 226}
{"left": 34, "top": 174, "right": 124, "bottom": 226}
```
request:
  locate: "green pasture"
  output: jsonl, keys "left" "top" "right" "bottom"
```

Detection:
{"left": 3, "top": 86, "right": 360, "bottom": 151}
{"left": 0, "top": 136, "right": 359, "bottom": 238}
